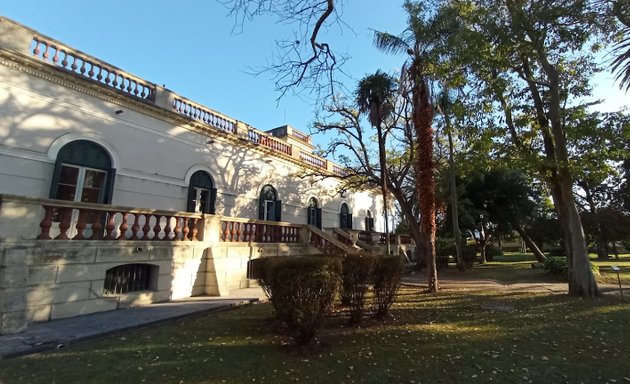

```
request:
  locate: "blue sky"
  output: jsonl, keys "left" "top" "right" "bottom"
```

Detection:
{"left": 1, "top": 1, "right": 627, "bottom": 150}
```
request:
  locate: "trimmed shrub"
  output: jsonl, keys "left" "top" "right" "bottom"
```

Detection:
{"left": 267, "top": 256, "right": 341, "bottom": 344}
{"left": 248, "top": 257, "right": 276, "bottom": 300}
{"left": 484, "top": 245, "right": 503, "bottom": 261}
{"left": 462, "top": 245, "right": 478, "bottom": 266}
{"left": 543, "top": 256, "right": 600, "bottom": 281}
{"left": 372, "top": 256, "right": 404, "bottom": 319}
{"left": 341, "top": 253, "right": 375, "bottom": 323}
{"left": 543, "top": 256, "right": 568, "bottom": 278}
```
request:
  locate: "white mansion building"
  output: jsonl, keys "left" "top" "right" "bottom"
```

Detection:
{"left": 0, "top": 17, "right": 413, "bottom": 334}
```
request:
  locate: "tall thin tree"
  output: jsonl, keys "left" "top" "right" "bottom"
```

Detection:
{"left": 356, "top": 71, "right": 397, "bottom": 255}
{"left": 373, "top": 1, "right": 442, "bottom": 292}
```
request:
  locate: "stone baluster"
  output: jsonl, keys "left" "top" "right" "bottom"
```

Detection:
{"left": 163, "top": 215, "right": 172, "bottom": 241}
{"left": 73, "top": 210, "right": 87, "bottom": 240}
{"left": 32, "top": 38, "right": 41, "bottom": 56}
{"left": 173, "top": 216, "right": 182, "bottom": 240}
{"left": 52, "top": 46, "right": 60, "bottom": 64}
{"left": 190, "top": 218, "right": 199, "bottom": 241}
{"left": 117, "top": 212, "right": 129, "bottom": 240}
{"left": 90, "top": 211, "right": 103, "bottom": 240}
{"left": 61, "top": 49, "right": 69, "bottom": 68}
{"left": 105, "top": 211, "right": 117, "bottom": 240}
{"left": 248, "top": 223, "right": 256, "bottom": 243}
{"left": 142, "top": 214, "right": 152, "bottom": 239}
{"left": 130, "top": 213, "right": 141, "bottom": 240}
{"left": 152, "top": 215, "right": 162, "bottom": 240}
{"left": 232, "top": 222, "right": 239, "bottom": 242}
{"left": 182, "top": 218, "right": 191, "bottom": 240}
{"left": 37, "top": 205, "right": 54, "bottom": 240}
{"left": 42, "top": 41, "right": 50, "bottom": 60}
{"left": 55, "top": 208, "right": 72, "bottom": 240}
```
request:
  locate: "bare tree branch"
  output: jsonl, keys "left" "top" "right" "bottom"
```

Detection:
{"left": 220, "top": 0, "right": 348, "bottom": 100}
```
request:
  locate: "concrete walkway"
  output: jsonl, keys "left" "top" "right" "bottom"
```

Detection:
{"left": 0, "top": 287, "right": 266, "bottom": 359}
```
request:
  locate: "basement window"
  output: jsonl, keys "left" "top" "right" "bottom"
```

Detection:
{"left": 103, "top": 264, "right": 157, "bottom": 294}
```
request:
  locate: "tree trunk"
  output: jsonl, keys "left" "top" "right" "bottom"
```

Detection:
{"left": 376, "top": 125, "right": 391, "bottom": 255}
{"left": 515, "top": 225, "right": 546, "bottom": 262}
{"left": 445, "top": 111, "right": 464, "bottom": 269}
{"left": 596, "top": 239, "right": 609, "bottom": 260}
{"left": 512, "top": 39, "right": 598, "bottom": 297}
{"left": 541, "top": 58, "right": 598, "bottom": 297}
{"left": 479, "top": 241, "right": 487, "bottom": 264}
{"left": 412, "top": 59, "right": 438, "bottom": 293}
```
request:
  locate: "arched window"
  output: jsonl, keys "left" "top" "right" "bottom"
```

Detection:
{"left": 340, "top": 203, "right": 352, "bottom": 229}
{"left": 187, "top": 171, "right": 216, "bottom": 214}
{"left": 365, "top": 210, "right": 375, "bottom": 232}
{"left": 49, "top": 140, "right": 115, "bottom": 204}
{"left": 259, "top": 184, "right": 281, "bottom": 221}
{"left": 306, "top": 197, "right": 322, "bottom": 229}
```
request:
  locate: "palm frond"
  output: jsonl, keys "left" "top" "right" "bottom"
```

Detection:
{"left": 611, "top": 31, "right": 630, "bottom": 93}
{"left": 373, "top": 31, "right": 411, "bottom": 56}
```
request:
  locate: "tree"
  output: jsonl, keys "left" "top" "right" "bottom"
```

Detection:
{"left": 373, "top": 0, "right": 452, "bottom": 292}
{"left": 611, "top": 0, "right": 630, "bottom": 91}
{"left": 568, "top": 110, "right": 630, "bottom": 258}
{"left": 446, "top": 0, "right": 623, "bottom": 297}
{"left": 436, "top": 91, "right": 465, "bottom": 269}
{"left": 309, "top": 93, "right": 425, "bottom": 266}
{"left": 356, "top": 71, "right": 398, "bottom": 255}
{"left": 222, "top": 0, "right": 343, "bottom": 99}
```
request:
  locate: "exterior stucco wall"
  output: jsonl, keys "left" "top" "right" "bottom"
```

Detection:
{"left": 0, "top": 61, "right": 385, "bottom": 231}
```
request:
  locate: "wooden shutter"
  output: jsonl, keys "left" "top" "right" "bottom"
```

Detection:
{"left": 275, "top": 200, "right": 282, "bottom": 222}
{"left": 316, "top": 208, "right": 322, "bottom": 229}
{"left": 208, "top": 188, "right": 217, "bottom": 214}
{"left": 103, "top": 169, "right": 116, "bottom": 204}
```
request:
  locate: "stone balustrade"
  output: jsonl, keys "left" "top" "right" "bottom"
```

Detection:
{"left": 247, "top": 128, "right": 292, "bottom": 156}
{"left": 36, "top": 202, "right": 202, "bottom": 242}
{"left": 219, "top": 217, "right": 301, "bottom": 243}
{"left": 299, "top": 150, "right": 327, "bottom": 169}
{"left": 357, "top": 230, "right": 373, "bottom": 244}
{"left": 309, "top": 226, "right": 355, "bottom": 255}
{"left": 290, "top": 129, "right": 311, "bottom": 144}
{"left": 30, "top": 35, "right": 156, "bottom": 101}
{"left": 172, "top": 97, "right": 237, "bottom": 134}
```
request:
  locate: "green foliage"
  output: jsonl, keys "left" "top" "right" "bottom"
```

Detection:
{"left": 265, "top": 257, "right": 341, "bottom": 344}
{"left": 462, "top": 245, "right": 478, "bottom": 266}
{"left": 548, "top": 248, "right": 567, "bottom": 257}
{"left": 248, "top": 257, "right": 274, "bottom": 301}
{"left": 485, "top": 244, "right": 504, "bottom": 261}
{"left": 340, "top": 254, "right": 375, "bottom": 323}
{"left": 544, "top": 256, "right": 568, "bottom": 278}
{"left": 372, "top": 256, "right": 404, "bottom": 319}
{"left": 436, "top": 237, "right": 458, "bottom": 269}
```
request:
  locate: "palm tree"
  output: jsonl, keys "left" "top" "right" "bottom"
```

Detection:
{"left": 356, "top": 71, "right": 397, "bottom": 255}
{"left": 611, "top": 0, "right": 630, "bottom": 92}
{"left": 372, "top": 2, "right": 443, "bottom": 292}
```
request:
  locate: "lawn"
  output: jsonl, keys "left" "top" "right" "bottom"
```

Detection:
{"left": 439, "top": 252, "right": 630, "bottom": 286}
{"left": 1, "top": 286, "right": 629, "bottom": 384}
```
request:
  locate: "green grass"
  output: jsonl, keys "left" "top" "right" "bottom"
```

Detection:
{"left": 441, "top": 252, "right": 630, "bottom": 286}
{"left": 590, "top": 254, "right": 630, "bottom": 285}
{"left": 1, "top": 288, "right": 629, "bottom": 384}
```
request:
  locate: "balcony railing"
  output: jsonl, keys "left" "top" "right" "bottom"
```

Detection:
{"left": 35, "top": 201, "right": 202, "bottom": 241}
{"left": 299, "top": 151, "right": 327, "bottom": 169}
{"left": 172, "top": 97, "right": 237, "bottom": 134}
{"left": 31, "top": 36, "right": 156, "bottom": 101}
{"left": 219, "top": 218, "right": 300, "bottom": 243}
